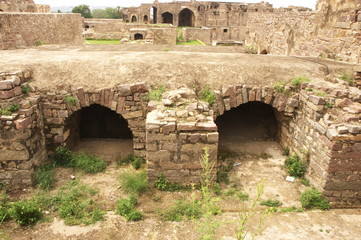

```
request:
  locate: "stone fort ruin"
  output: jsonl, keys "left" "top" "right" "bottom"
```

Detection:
{"left": 0, "top": 0, "right": 360, "bottom": 208}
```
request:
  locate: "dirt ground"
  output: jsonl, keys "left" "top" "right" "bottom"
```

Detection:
{"left": 3, "top": 139, "right": 361, "bottom": 240}
{"left": 0, "top": 45, "right": 355, "bottom": 92}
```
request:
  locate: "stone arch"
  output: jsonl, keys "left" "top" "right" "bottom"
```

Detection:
{"left": 178, "top": 8, "right": 195, "bottom": 27}
{"left": 161, "top": 11, "right": 173, "bottom": 24}
{"left": 134, "top": 33, "right": 144, "bottom": 40}
{"left": 131, "top": 15, "right": 137, "bottom": 23}
{"left": 260, "top": 49, "right": 268, "bottom": 54}
{"left": 143, "top": 15, "right": 149, "bottom": 23}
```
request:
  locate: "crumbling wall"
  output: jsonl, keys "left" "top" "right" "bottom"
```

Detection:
{"left": 0, "top": 13, "right": 83, "bottom": 50}
{"left": 0, "top": 70, "right": 47, "bottom": 187}
{"left": 0, "top": 0, "right": 50, "bottom": 13}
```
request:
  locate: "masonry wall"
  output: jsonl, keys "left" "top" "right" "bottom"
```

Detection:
{"left": 0, "top": 0, "right": 50, "bottom": 13}
{"left": 0, "top": 70, "right": 47, "bottom": 188}
{"left": 0, "top": 13, "right": 83, "bottom": 50}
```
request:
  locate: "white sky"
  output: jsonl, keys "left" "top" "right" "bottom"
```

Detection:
{"left": 35, "top": 0, "right": 317, "bottom": 9}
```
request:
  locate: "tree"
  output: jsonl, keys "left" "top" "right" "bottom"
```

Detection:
{"left": 92, "top": 7, "right": 122, "bottom": 19}
{"left": 72, "top": 5, "right": 92, "bottom": 18}
{"left": 92, "top": 9, "right": 106, "bottom": 18}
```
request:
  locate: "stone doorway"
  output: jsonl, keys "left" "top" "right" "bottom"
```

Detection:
{"left": 134, "top": 33, "right": 144, "bottom": 40}
{"left": 131, "top": 15, "right": 137, "bottom": 23}
{"left": 162, "top": 12, "right": 173, "bottom": 24}
{"left": 178, "top": 8, "right": 195, "bottom": 27}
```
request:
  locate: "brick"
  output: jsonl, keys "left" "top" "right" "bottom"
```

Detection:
{"left": 130, "top": 83, "right": 148, "bottom": 94}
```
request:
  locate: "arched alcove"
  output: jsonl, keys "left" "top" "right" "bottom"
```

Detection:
{"left": 131, "top": 15, "right": 137, "bottom": 23}
{"left": 134, "top": 33, "right": 144, "bottom": 40}
{"left": 178, "top": 8, "right": 195, "bottom": 27}
{"left": 143, "top": 15, "right": 149, "bottom": 23}
{"left": 162, "top": 12, "right": 173, "bottom": 24}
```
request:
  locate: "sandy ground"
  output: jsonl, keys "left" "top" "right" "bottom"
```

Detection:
{"left": 0, "top": 45, "right": 356, "bottom": 91}
{"left": 3, "top": 139, "right": 361, "bottom": 240}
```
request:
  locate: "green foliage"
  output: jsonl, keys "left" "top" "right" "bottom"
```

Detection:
{"left": 0, "top": 195, "right": 10, "bottom": 223}
{"left": 120, "top": 170, "right": 148, "bottom": 195}
{"left": 72, "top": 4, "right": 92, "bottom": 18}
{"left": 116, "top": 154, "right": 145, "bottom": 170}
{"left": 84, "top": 39, "right": 121, "bottom": 45}
{"left": 22, "top": 85, "right": 30, "bottom": 94}
{"left": 154, "top": 174, "right": 188, "bottom": 192}
{"left": 64, "top": 95, "right": 77, "bottom": 106}
{"left": 300, "top": 188, "right": 330, "bottom": 210}
{"left": 199, "top": 87, "right": 216, "bottom": 105}
{"left": 278, "top": 207, "right": 304, "bottom": 213}
{"left": 116, "top": 195, "right": 143, "bottom": 221}
{"left": 339, "top": 73, "right": 354, "bottom": 86}
{"left": 33, "top": 164, "right": 55, "bottom": 191}
{"left": 272, "top": 81, "right": 286, "bottom": 93}
{"left": 245, "top": 45, "right": 257, "bottom": 54}
{"left": 10, "top": 200, "right": 43, "bottom": 226}
{"left": 160, "top": 200, "right": 202, "bottom": 221}
{"left": 0, "top": 103, "right": 20, "bottom": 116}
{"left": 300, "top": 178, "right": 310, "bottom": 186}
{"left": 260, "top": 199, "right": 282, "bottom": 207}
{"left": 223, "top": 188, "right": 249, "bottom": 201}
{"left": 325, "top": 102, "right": 333, "bottom": 108}
{"left": 212, "top": 183, "right": 221, "bottom": 195}
{"left": 145, "top": 86, "right": 166, "bottom": 101}
{"left": 283, "top": 147, "right": 290, "bottom": 156}
{"left": 55, "top": 181, "right": 105, "bottom": 225}
{"left": 92, "top": 7, "right": 122, "bottom": 19}
{"left": 51, "top": 146, "right": 73, "bottom": 167}
{"left": 72, "top": 153, "right": 106, "bottom": 174}
{"left": 34, "top": 41, "right": 49, "bottom": 46}
{"left": 291, "top": 76, "right": 311, "bottom": 87}
{"left": 306, "top": 88, "right": 313, "bottom": 92}
{"left": 315, "top": 91, "right": 327, "bottom": 97}
{"left": 284, "top": 154, "right": 307, "bottom": 178}
{"left": 216, "top": 150, "right": 237, "bottom": 184}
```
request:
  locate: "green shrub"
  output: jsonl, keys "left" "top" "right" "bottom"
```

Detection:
{"left": 116, "top": 195, "right": 143, "bottom": 221}
{"left": 33, "top": 164, "right": 55, "bottom": 191}
{"left": 325, "top": 102, "right": 333, "bottom": 108}
{"left": 145, "top": 86, "right": 166, "bottom": 101}
{"left": 291, "top": 76, "right": 310, "bottom": 87}
{"left": 199, "top": 87, "right": 216, "bottom": 105}
{"left": 223, "top": 188, "right": 249, "bottom": 201}
{"left": 160, "top": 200, "right": 202, "bottom": 221}
{"left": 22, "top": 85, "right": 31, "bottom": 94}
{"left": 283, "top": 147, "right": 290, "bottom": 156}
{"left": 300, "top": 178, "right": 310, "bottom": 186}
{"left": 72, "top": 153, "right": 106, "bottom": 174}
{"left": 300, "top": 188, "right": 330, "bottom": 210}
{"left": 51, "top": 146, "right": 73, "bottom": 167}
{"left": 0, "top": 195, "right": 10, "bottom": 223}
{"left": 284, "top": 154, "right": 307, "bottom": 178}
{"left": 64, "top": 95, "right": 77, "bottom": 106}
{"left": 11, "top": 200, "right": 43, "bottom": 226}
{"left": 273, "top": 81, "right": 286, "bottom": 93}
{"left": 116, "top": 155, "right": 145, "bottom": 170}
{"left": 154, "top": 174, "right": 187, "bottom": 192}
{"left": 0, "top": 104, "right": 20, "bottom": 116}
{"left": 120, "top": 170, "right": 148, "bottom": 195}
{"left": 260, "top": 199, "right": 282, "bottom": 207}
{"left": 339, "top": 73, "right": 354, "bottom": 86}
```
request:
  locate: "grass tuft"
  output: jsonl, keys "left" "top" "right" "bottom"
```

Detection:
{"left": 284, "top": 154, "right": 307, "bottom": 178}
{"left": 119, "top": 169, "right": 148, "bottom": 195}
{"left": 33, "top": 164, "right": 55, "bottom": 191}
{"left": 199, "top": 87, "right": 216, "bottom": 105}
{"left": 116, "top": 195, "right": 143, "bottom": 221}
{"left": 300, "top": 188, "right": 330, "bottom": 210}
{"left": 291, "top": 76, "right": 311, "bottom": 87}
{"left": 160, "top": 200, "right": 202, "bottom": 221}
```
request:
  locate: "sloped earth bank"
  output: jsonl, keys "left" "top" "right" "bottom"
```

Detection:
{"left": 3, "top": 140, "right": 361, "bottom": 240}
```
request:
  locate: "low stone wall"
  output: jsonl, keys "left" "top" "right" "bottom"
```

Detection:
{"left": 0, "top": 13, "right": 83, "bottom": 50}
{"left": 0, "top": 1, "right": 50, "bottom": 13}
{"left": 0, "top": 70, "right": 47, "bottom": 187}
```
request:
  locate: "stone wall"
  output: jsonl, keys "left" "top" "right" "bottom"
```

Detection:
{"left": 0, "top": 0, "right": 50, "bottom": 13}
{"left": 0, "top": 13, "right": 83, "bottom": 50}
{"left": 0, "top": 70, "right": 47, "bottom": 188}
{"left": 146, "top": 89, "right": 218, "bottom": 183}
{"left": 183, "top": 26, "right": 246, "bottom": 45}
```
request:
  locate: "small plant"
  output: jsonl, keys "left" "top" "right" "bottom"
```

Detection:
{"left": 33, "top": 164, "right": 55, "bottom": 191}
{"left": 64, "top": 95, "right": 77, "bottom": 106}
{"left": 51, "top": 146, "right": 73, "bottom": 167}
{"left": 116, "top": 195, "right": 143, "bottom": 221}
{"left": 72, "top": 153, "right": 106, "bottom": 174}
{"left": 199, "top": 87, "right": 216, "bottom": 105}
{"left": 0, "top": 104, "right": 20, "bottom": 116}
{"left": 291, "top": 76, "right": 311, "bottom": 87}
{"left": 300, "top": 188, "right": 330, "bottom": 210}
{"left": 260, "top": 199, "right": 282, "bottom": 207}
{"left": 34, "top": 40, "right": 49, "bottom": 46}
{"left": 163, "top": 47, "right": 170, "bottom": 52}
{"left": 0, "top": 195, "right": 10, "bottom": 223}
{"left": 272, "top": 81, "right": 286, "bottom": 93}
{"left": 283, "top": 147, "right": 290, "bottom": 156}
{"left": 306, "top": 88, "right": 313, "bottom": 92}
{"left": 120, "top": 169, "right": 148, "bottom": 195}
{"left": 22, "top": 85, "right": 31, "bottom": 94}
{"left": 154, "top": 174, "right": 187, "bottom": 192}
{"left": 160, "top": 200, "right": 202, "bottom": 222}
{"left": 315, "top": 91, "right": 327, "bottom": 97}
{"left": 10, "top": 200, "right": 43, "bottom": 226}
{"left": 145, "top": 85, "right": 166, "bottom": 101}
{"left": 300, "top": 178, "right": 310, "bottom": 186}
{"left": 278, "top": 207, "right": 304, "bottom": 213}
{"left": 339, "top": 73, "right": 354, "bottom": 86}
{"left": 116, "top": 154, "right": 145, "bottom": 170}
{"left": 325, "top": 102, "right": 333, "bottom": 108}
{"left": 284, "top": 154, "right": 307, "bottom": 178}
{"left": 223, "top": 188, "right": 249, "bottom": 201}
{"left": 216, "top": 150, "right": 237, "bottom": 184}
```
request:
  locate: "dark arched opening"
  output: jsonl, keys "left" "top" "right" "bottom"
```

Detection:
{"left": 131, "top": 15, "right": 137, "bottom": 23}
{"left": 260, "top": 49, "right": 268, "bottom": 54}
{"left": 134, "top": 33, "right": 144, "bottom": 40}
{"left": 143, "top": 15, "right": 149, "bottom": 23}
{"left": 178, "top": 8, "right": 195, "bottom": 27}
{"left": 162, "top": 12, "right": 173, "bottom": 24}
{"left": 84, "top": 24, "right": 90, "bottom": 29}
{"left": 216, "top": 102, "right": 278, "bottom": 146}
{"left": 0, "top": 9, "right": 3, "bottom": 12}
{"left": 151, "top": 7, "right": 157, "bottom": 23}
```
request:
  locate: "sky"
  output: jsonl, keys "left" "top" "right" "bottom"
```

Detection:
{"left": 35, "top": 0, "right": 317, "bottom": 9}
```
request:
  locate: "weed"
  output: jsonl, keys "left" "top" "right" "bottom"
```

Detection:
{"left": 154, "top": 174, "right": 188, "bottom": 192}
{"left": 283, "top": 147, "right": 290, "bottom": 156}
{"left": 306, "top": 88, "right": 313, "bottom": 92}
{"left": 315, "top": 91, "right": 327, "bottom": 97}
{"left": 0, "top": 104, "right": 20, "bottom": 116}
{"left": 272, "top": 81, "right": 286, "bottom": 93}
{"left": 10, "top": 200, "right": 43, "bottom": 226}
{"left": 22, "top": 85, "right": 31, "bottom": 94}
{"left": 163, "top": 47, "right": 170, "bottom": 52}
{"left": 64, "top": 95, "right": 77, "bottom": 106}
{"left": 216, "top": 150, "right": 237, "bottom": 184}
{"left": 260, "top": 199, "right": 282, "bottom": 207}
{"left": 223, "top": 188, "right": 249, "bottom": 201}
{"left": 284, "top": 154, "right": 307, "bottom": 178}
{"left": 160, "top": 200, "right": 202, "bottom": 222}
{"left": 145, "top": 86, "right": 166, "bottom": 101}
{"left": 212, "top": 183, "right": 221, "bottom": 195}
{"left": 116, "top": 195, "right": 143, "bottom": 221}
{"left": 278, "top": 207, "right": 304, "bottom": 213}
{"left": 291, "top": 76, "right": 311, "bottom": 87}
{"left": 199, "top": 87, "right": 216, "bottom": 105}
{"left": 116, "top": 154, "right": 145, "bottom": 170}
{"left": 325, "top": 102, "right": 333, "bottom": 108}
{"left": 51, "top": 146, "right": 73, "bottom": 167}
{"left": 0, "top": 195, "right": 10, "bottom": 223}
{"left": 72, "top": 153, "right": 106, "bottom": 174}
{"left": 120, "top": 169, "right": 148, "bottom": 195}
{"left": 33, "top": 164, "right": 55, "bottom": 191}
{"left": 300, "top": 188, "right": 330, "bottom": 210}
{"left": 300, "top": 178, "right": 310, "bottom": 186}
{"left": 34, "top": 41, "right": 49, "bottom": 46}
{"left": 339, "top": 73, "right": 354, "bottom": 86}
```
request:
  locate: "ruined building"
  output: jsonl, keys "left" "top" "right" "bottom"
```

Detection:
{"left": 0, "top": 0, "right": 50, "bottom": 13}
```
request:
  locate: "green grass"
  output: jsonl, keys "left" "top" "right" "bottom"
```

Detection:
{"left": 300, "top": 188, "right": 330, "bottom": 210}
{"left": 176, "top": 40, "right": 205, "bottom": 45}
{"left": 273, "top": 81, "right": 286, "bottom": 93}
{"left": 117, "top": 154, "right": 145, "bottom": 169}
{"left": 10, "top": 199, "right": 43, "bottom": 226}
{"left": 84, "top": 39, "right": 120, "bottom": 45}
{"left": 154, "top": 174, "right": 189, "bottom": 192}
{"left": 291, "top": 76, "right": 311, "bottom": 87}
{"left": 284, "top": 154, "right": 307, "bottom": 178}
{"left": 339, "top": 73, "right": 354, "bottom": 86}
{"left": 260, "top": 199, "right": 282, "bottom": 207}
{"left": 199, "top": 87, "right": 216, "bottom": 105}
{"left": 160, "top": 200, "right": 202, "bottom": 222}
{"left": 119, "top": 169, "right": 148, "bottom": 195}
{"left": 64, "top": 95, "right": 77, "bottom": 106}
{"left": 223, "top": 188, "right": 249, "bottom": 201}
{"left": 0, "top": 103, "right": 20, "bottom": 116}
{"left": 72, "top": 153, "right": 106, "bottom": 174}
{"left": 33, "top": 164, "right": 56, "bottom": 191}
{"left": 116, "top": 195, "right": 143, "bottom": 221}
{"left": 0, "top": 194, "right": 10, "bottom": 223}
{"left": 144, "top": 85, "right": 166, "bottom": 102}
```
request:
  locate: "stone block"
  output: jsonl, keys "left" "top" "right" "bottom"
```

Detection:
{"left": 146, "top": 143, "right": 158, "bottom": 152}
{"left": 46, "top": 118, "right": 64, "bottom": 125}
{"left": 189, "top": 133, "right": 201, "bottom": 143}
{"left": 123, "top": 111, "right": 143, "bottom": 119}
{"left": 223, "top": 98, "right": 231, "bottom": 111}
{"left": 147, "top": 150, "right": 172, "bottom": 162}
{"left": 337, "top": 126, "right": 349, "bottom": 134}
{"left": 0, "top": 149, "right": 29, "bottom": 161}
{"left": 0, "top": 80, "right": 14, "bottom": 90}
{"left": 18, "top": 107, "right": 33, "bottom": 117}
{"left": 196, "top": 122, "right": 217, "bottom": 131}
{"left": 14, "top": 116, "right": 33, "bottom": 131}
{"left": 178, "top": 122, "right": 196, "bottom": 131}
{"left": 0, "top": 89, "right": 15, "bottom": 99}
{"left": 163, "top": 122, "right": 176, "bottom": 133}
{"left": 14, "top": 86, "right": 22, "bottom": 96}
{"left": 130, "top": 83, "right": 148, "bottom": 93}
{"left": 207, "top": 132, "right": 219, "bottom": 143}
